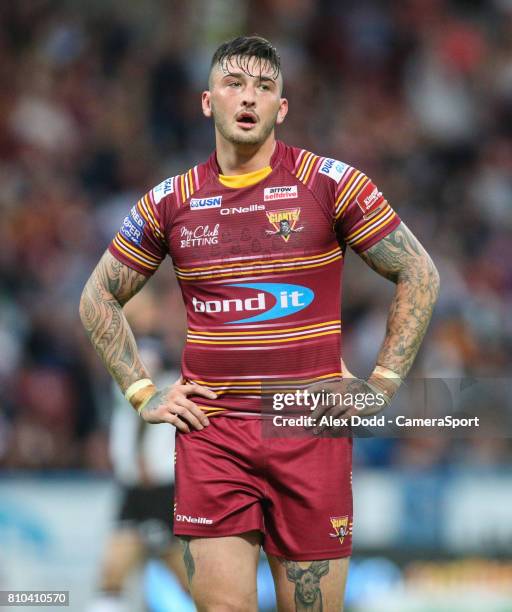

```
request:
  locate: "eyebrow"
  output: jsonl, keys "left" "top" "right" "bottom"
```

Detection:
{"left": 222, "top": 71, "right": 276, "bottom": 84}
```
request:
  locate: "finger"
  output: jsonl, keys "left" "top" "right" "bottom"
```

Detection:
{"left": 173, "top": 396, "right": 210, "bottom": 427}
{"left": 181, "top": 383, "right": 217, "bottom": 399}
{"left": 166, "top": 413, "right": 191, "bottom": 433}
{"left": 169, "top": 402, "right": 205, "bottom": 431}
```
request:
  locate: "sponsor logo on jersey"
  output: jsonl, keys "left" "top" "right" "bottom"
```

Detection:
{"left": 191, "top": 282, "right": 314, "bottom": 324}
{"left": 263, "top": 186, "right": 298, "bottom": 201}
{"left": 175, "top": 514, "right": 213, "bottom": 525}
{"left": 152, "top": 177, "right": 174, "bottom": 204}
{"left": 265, "top": 208, "right": 304, "bottom": 242}
{"left": 120, "top": 205, "right": 145, "bottom": 246}
{"left": 319, "top": 158, "right": 348, "bottom": 183}
{"left": 355, "top": 181, "right": 385, "bottom": 219}
{"left": 180, "top": 224, "right": 219, "bottom": 248}
{"left": 329, "top": 516, "right": 350, "bottom": 545}
{"left": 190, "top": 195, "right": 222, "bottom": 210}
{"left": 220, "top": 204, "right": 265, "bottom": 215}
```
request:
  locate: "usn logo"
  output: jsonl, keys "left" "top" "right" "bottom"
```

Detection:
{"left": 190, "top": 195, "right": 222, "bottom": 210}
{"left": 319, "top": 158, "right": 348, "bottom": 183}
{"left": 191, "top": 283, "right": 314, "bottom": 324}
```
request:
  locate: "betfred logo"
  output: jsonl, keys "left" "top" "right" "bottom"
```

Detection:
{"left": 191, "top": 282, "right": 314, "bottom": 324}
{"left": 355, "top": 181, "right": 385, "bottom": 219}
{"left": 120, "top": 205, "right": 145, "bottom": 246}
{"left": 190, "top": 196, "right": 222, "bottom": 210}
{"left": 263, "top": 186, "right": 298, "bottom": 201}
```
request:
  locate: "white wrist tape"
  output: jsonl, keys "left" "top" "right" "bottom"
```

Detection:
{"left": 124, "top": 378, "right": 154, "bottom": 403}
{"left": 373, "top": 365, "right": 402, "bottom": 387}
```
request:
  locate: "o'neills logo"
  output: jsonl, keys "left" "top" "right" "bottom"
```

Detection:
{"left": 264, "top": 185, "right": 298, "bottom": 201}
{"left": 175, "top": 514, "right": 213, "bottom": 525}
{"left": 220, "top": 204, "right": 265, "bottom": 215}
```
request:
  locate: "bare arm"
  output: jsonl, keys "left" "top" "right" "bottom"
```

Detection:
{"left": 79, "top": 250, "right": 215, "bottom": 430}
{"left": 359, "top": 221, "right": 440, "bottom": 379}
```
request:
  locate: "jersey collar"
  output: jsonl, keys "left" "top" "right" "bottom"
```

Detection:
{"left": 207, "top": 140, "right": 285, "bottom": 188}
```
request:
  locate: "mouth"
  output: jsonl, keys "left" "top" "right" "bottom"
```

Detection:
{"left": 235, "top": 112, "right": 258, "bottom": 129}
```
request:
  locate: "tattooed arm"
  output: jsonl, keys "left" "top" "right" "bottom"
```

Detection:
{"left": 359, "top": 221, "right": 440, "bottom": 380}
{"left": 79, "top": 251, "right": 151, "bottom": 392}
{"left": 79, "top": 250, "right": 215, "bottom": 429}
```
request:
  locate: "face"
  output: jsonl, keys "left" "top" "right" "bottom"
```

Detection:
{"left": 202, "top": 55, "right": 288, "bottom": 146}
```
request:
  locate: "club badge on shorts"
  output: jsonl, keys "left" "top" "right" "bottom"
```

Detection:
{"left": 329, "top": 516, "right": 350, "bottom": 545}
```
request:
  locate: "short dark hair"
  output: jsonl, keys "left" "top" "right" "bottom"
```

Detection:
{"left": 210, "top": 35, "right": 281, "bottom": 81}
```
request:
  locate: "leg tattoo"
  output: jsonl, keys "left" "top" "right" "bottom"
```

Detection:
{"left": 280, "top": 559, "right": 330, "bottom": 611}
{"left": 180, "top": 537, "right": 195, "bottom": 584}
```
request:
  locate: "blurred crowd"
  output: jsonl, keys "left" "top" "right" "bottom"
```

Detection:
{"left": 0, "top": 0, "right": 511, "bottom": 471}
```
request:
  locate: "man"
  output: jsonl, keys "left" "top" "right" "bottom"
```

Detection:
{"left": 80, "top": 36, "right": 439, "bottom": 611}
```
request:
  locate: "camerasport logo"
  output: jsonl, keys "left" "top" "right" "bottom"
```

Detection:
{"left": 329, "top": 516, "right": 351, "bottom": 545}
{"left": 263, "top": 185, "right": 298, "bottom": 201}
{"left": 265, "top": 208, "right": 304, "bottom": 242}
{"left": 191, "top": 282, "right": 314, "bottom": 324}
{"left": 180, "top": 224, "right": 219, "bottom": 248}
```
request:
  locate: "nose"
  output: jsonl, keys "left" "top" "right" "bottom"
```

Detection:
{"left": 241, "top": 83, "right": 257, "bottom": 107}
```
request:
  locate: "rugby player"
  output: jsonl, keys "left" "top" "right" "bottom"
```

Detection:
{"left": 80, "top": 36, "right": 439, "bottom": 612}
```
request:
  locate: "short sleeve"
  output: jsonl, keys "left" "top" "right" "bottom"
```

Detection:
{"left": 108, "top": 183, "right": 170, "bottom": 276}
{"left": 333, "top": 166, "right": 401, "bottom": 253}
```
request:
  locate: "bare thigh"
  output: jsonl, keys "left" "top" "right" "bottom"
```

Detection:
{"left": 179, "top": 530, "right": 261, "bottom": 612}
{"left": 267, "top": 554, "right": 350, "bottom": 612}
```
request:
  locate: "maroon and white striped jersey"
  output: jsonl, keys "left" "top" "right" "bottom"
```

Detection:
{"left": 109, "top": 141, "right": 400, "bottom": 415}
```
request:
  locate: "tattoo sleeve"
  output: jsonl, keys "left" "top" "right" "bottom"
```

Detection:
{"left": 79, "top": 250, "right": 151, "bottom": 393}
{"left": 359, "top": 222, "right": 440, "bottom": 379}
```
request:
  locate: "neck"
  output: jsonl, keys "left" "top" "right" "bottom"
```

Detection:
{"left": 215, "top": 133, "right": 276, "bottom": 175}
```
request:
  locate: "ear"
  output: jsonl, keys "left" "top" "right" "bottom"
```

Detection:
{"left": 202, "top": 91, "right": 212, "bottom": 118}
{"left": 275, "top": 97, "right": 288, "bottom": 126}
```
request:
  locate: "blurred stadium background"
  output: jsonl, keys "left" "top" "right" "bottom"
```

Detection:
{"left": 1, "top": 0, "right": 512, "bottom": 610}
